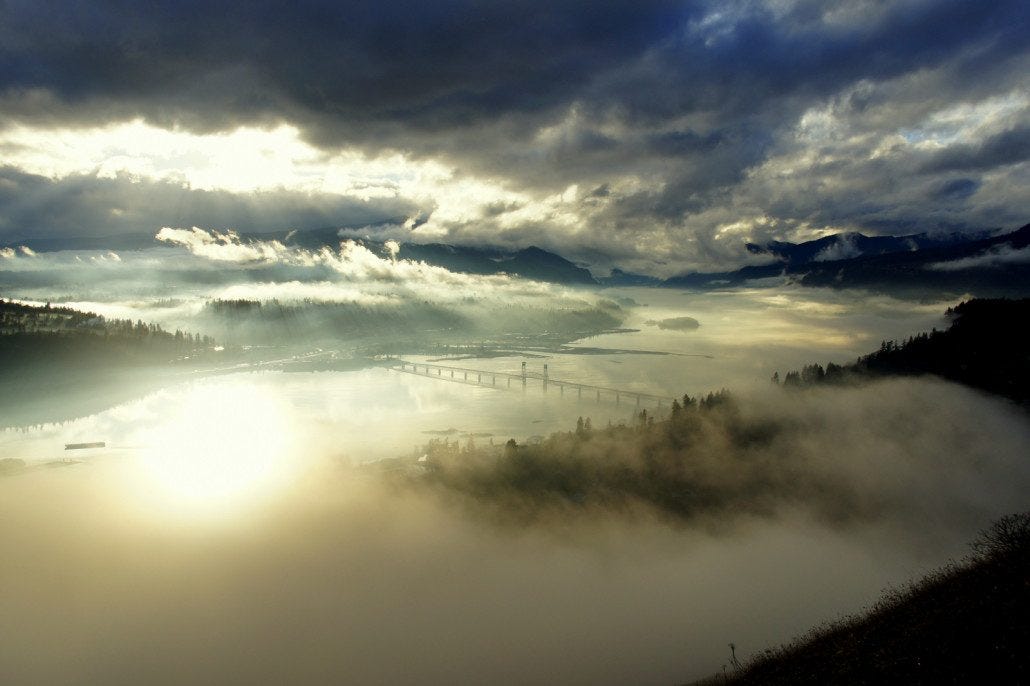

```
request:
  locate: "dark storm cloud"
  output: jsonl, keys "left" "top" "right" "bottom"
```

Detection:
{"left": 920, "top": 125, "right": 1030, "bottom": 173}
{"left": 0, "top": 0, "right": 685, "bottom": 134}
{"left": 0, "top": 166, "right": 423, "bottom": 240}
{"left": 0, "top": 0, "right": 1027, "bottom": 269}
{"left": 1, "top": 1, "right": 1021, "bottom": 148}
{"left": 931, "top": 177, "right": 980, "bottom": 201}
{"left": 592, "top": 0, "right": 1026, "bottom": 125}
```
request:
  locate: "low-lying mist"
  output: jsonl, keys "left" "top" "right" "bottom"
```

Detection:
{"left": 406, "top": 379, "right": 1028, "bottom": 533}
{"left": 0, "top": 231, "right": 626, "bottom": 351}
{"left": 2, "top": 377, "right": 1027, "bottom": 685}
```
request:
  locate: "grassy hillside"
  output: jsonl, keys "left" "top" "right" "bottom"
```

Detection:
{"left": 690, "top": 513, "right": 1030, "bottom": 685}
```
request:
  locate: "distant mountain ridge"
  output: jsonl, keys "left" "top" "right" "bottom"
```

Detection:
{"left": 5, "top": 223, "right": 1028, "bottom": 293}
{"left": 596, "top": 268, "right": 663, "bottom": 287}
{"left": 275, "top": 229, "right": 600, "bottom": 285}
{"left": 0, "top": 233, "right": 169, "bottom": 252}
{"left": 357, "top": 238, "right": 597, "bottom": 285}
{"left": 665, "top": 223, "right": 1030, "bottom": 295}
{"left": 745, "top": 229, "right": 989, "bottom": 265}
{"left": 1, "top": 226, "right": 598, "bottom": 286}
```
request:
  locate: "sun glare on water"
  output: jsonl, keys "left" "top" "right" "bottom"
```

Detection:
{"left": 134, "top": 382, "right": 297, "bottom": 518}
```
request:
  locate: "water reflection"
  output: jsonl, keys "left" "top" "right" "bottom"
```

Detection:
{"left": 1, "top": 286, "right": 962, "bottom": 473}
{"left": 131, "top": 382, "right": 297, "bottom": 517}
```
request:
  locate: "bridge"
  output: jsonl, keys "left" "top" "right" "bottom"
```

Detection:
{"left": 389, "top": 359, "right": 676, "bottom": 408}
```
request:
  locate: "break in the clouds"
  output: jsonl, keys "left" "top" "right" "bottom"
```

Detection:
{"left": 0, "top": 0, "right": 1027, "bottom": 274}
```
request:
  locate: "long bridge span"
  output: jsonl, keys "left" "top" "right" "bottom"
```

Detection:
{"left": 389, "top": 359, "right": 676, "bottom": 408}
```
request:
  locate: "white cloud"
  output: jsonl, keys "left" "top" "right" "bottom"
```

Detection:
{"left": 0, "top": 120, "right": 571, "bottom": 247}
{"left": 156, "top": 227, "right": 292, "bottom": 264}
{"left": 88, "top": 251, "right": 122, "bottom": 263}
{"left": 153, "top": 226, "right": 546, "bottom": 293}
{"left": 813, "top": 234, "right": 863, "bottom": 262}
{"left": 927, "top": 244, "right": 1030, "bottom": 271}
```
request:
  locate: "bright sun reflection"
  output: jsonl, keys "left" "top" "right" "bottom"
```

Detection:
{"left": 135, "top": 382, "right": 296, "bottom": 518}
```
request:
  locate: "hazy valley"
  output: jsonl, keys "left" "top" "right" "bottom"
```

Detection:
{"left": 3, "top": 2, "right": 1029, "bottom": 683}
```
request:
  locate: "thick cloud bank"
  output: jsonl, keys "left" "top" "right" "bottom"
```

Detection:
{"left": 0, "top": 1, "right": 1027, "bottom": 273}
{"left": 1, "top": 378, "right": 1027, "bottom": 685}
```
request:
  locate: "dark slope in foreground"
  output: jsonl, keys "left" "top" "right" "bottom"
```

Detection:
{"left": 691, "top": 514, "right": 1030, "bottom": 686}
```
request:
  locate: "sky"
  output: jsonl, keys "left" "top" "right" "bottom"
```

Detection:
{"left": 0, "top": 0, "right": 1027, "bottom": 274}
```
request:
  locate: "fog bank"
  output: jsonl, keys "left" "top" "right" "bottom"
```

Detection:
{"left": 2, "top": 378, "right": 1028, "bottom": 684}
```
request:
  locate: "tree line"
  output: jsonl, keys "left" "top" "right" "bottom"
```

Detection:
{"left": 386, "top": 387, "right": 861, "bottom": 527}
{"left": 772, "top": 298, "right": 1029, "bottom": 404}
{"left": 0, "top": 298, "right": 217, "bottom": 371}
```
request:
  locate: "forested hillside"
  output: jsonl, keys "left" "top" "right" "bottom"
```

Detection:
{"left": 775, "top": 298, "right": 1030, "bottom": 404}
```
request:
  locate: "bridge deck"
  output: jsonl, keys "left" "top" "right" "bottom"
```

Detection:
{"left": 389, "top": 360, "right": 676, "bottom": 406}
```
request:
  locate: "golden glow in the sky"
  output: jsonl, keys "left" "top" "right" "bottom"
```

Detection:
{"left": 0, "top": 118, "right": 578, "bottom": 237}
{"left": 0, "top": 120, "right": 396, "bottom": 195}
{"left": 134, "top": 382, "right": 296, "bottom": 518}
